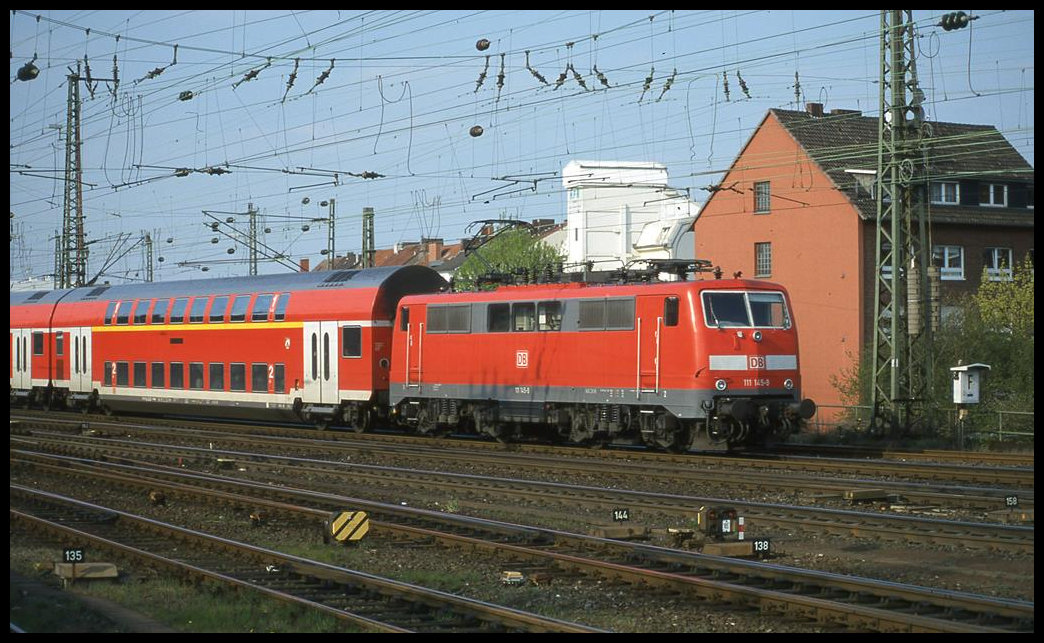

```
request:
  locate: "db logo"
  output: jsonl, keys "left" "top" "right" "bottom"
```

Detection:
{"left": 748, "top": 355, "right": 766, "bottom": 369}
{"left": 516, "top": 350, "right": 529, "bottom": 368}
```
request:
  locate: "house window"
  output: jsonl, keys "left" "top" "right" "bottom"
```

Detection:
{"left": 753, "top": 181, "right": 771, "bottom": 213}
{"left": 929, "top": 181, "right": 960, "bottom": 205}
{"left": 755, "top": 242, "right": 772, "bottom": 277}
{"left": 984, "top": 247, "right": 1013, "bottom": 281}
{"left": 979, "top": 183, "right": 1008, "bottom": 207}
{"left": 932, "top": 245, "right": 964, "bottom": 281}
{"left": 1027, "top": 186, "right": 1034, "bottom": 209}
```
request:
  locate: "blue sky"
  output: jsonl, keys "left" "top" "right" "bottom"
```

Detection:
{"left": 10, "top": 10, "right": 1035, "bottom": 285}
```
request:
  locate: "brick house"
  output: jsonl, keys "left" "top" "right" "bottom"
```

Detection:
{"left": 693, "top": 104, "right": 1034, "bottom": 423}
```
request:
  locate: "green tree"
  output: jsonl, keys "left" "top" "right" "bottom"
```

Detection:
{"left": 833, "top": 256, "right": 1034, "bottom": 437}
{"left": 453, "top": 227, "right": 563, "bottom": 290}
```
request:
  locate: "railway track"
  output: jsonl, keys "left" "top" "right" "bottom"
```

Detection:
{"left": 10, "top": 459, "right": 1034, "bottom": 633}
{"left": 10, "top": 485, "right": 602, "bottom": 634}
{"left": 12, "top": 430, "right": 1034, "bottom": 553}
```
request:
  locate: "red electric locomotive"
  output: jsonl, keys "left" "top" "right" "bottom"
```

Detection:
{"left": 389, "top": 274, "right": 815, "bottom": 451}
{"left": 10, "top": 266, "right": 446, "bottom": 428}
{"left": 11, "top": 263, "right": 813, "bottom": 451}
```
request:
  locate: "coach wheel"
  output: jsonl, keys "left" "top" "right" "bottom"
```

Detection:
{"left": 353, "top": 407, "right": 373, "bottom": 434}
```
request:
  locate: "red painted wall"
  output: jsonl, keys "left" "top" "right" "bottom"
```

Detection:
{"left": 694, "top": 113, "right": 864, "bottom": 423}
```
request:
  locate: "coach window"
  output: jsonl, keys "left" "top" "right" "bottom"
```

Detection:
{"left": 189, "top": 297, "right": 208, "bottom": 323}
{"left": 274, "top": 364, "right": 286, "bottom": 393}
{"left": 170, "top": 363, "right": 185, "bottom": 389}
{"left": 103, "top": 361, "right": 113, "bottom": 386}
{"left": 230, "top": 295, "right": 251, "bottom": 322}
{"left": 32, "top": 331, "right": 44, "bottom": 355}
{"left": 251, "top": 363, "right": 268, "bottom": 392}
{"left": 104, "top": 301, "right": 117, "bottom": 325}
{"left": 116, "top": 300, "right": 134, "bottom": 325}
{"left": 538, "top": 301, "right": 562, "bottom": 331}
{"left": 209, "top": 363, "right": 225, "bottom": 391}
{"left": 55, "top": 331, "right": 64, "bottom": 356}
{"left": 273, "top": 294, "right": 290, "bottom": 321}
{"left": 189, "top": 363, "right": 205, "bottom": 389}
{"left": 133, "top": 362, "right": 147, "bottom": 387}
{"left": 487, "top": 303, "right": 510, "bottom": 332}
{"left": 251, "top": 294, "right": 273, "bottom": 322}
{"left": 664, "top": 297, "right": 679, "bottom": 327}
{"left": 310, "top": 333, "right": 318, "bottom": 380}
{"left": 133, "top": 299, "right": 150, "bottom": 324}
{"left": 209, "top": 296, "right": 229, "bottom": 323}
{"left": 151, "top": 299, "right": 170, "bottom": 324}
{"left": 512, "top": 302, "right": 536, "bottom": 332}
{"left": 116, "top": 362, "right": 130, "bottom": 387}
{"left": 342, "top": 326, "right": 362, "bottom": 358}
{"left": 229, "top": 363, "right": 246, "bottom": 391}
{"left": 170, "top": 297, "right": 189, "bottom": 323}
{"left": 151, "top": 362, "right": 165, "bottom": 388}
{"left": 323, "top": 333, "right": 330, "bottom": 380}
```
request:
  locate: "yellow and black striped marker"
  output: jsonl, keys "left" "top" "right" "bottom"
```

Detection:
{"left": 328, "top": 511, "right": 369, "bottom": 543}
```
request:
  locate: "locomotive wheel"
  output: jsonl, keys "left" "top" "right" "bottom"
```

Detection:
{"left": 416, "top": 407, "right": 435, "bottom": 435}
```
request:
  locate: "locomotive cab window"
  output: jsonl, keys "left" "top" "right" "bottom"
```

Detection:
{"left": 342, "top": 326, "right": 362, "bottom": 358}
{"left": 664, "top": 297, "right": 679, "bottom": 327}
{"left": 399, "top": 306, "right": 410, "bottom": 331}
{"left": 702, "top": 291, "right": 790, "bottom": 329}
{"left": 487, "top": 303, "right": 510, "bottom": 332}
{"left": 512, "top": 303, "right": 535, "bottom": 332}
{"left": 538, "top": 301, "right": 562, "bottom": 331}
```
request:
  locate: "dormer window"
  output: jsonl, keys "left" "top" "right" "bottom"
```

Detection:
{"left": 929, "top": 181, "right": 960, "bottom": 205}
{"left": 979, "top": 183, "right": 1008, "bottom": 207}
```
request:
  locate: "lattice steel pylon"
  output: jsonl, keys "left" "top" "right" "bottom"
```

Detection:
{"left": 60, "top": 65, "right": 86, "bottom": 288}
{"left": 871, "top": 10, "right": 935, "bottom": 435}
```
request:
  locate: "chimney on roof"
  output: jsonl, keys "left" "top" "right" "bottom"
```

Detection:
{"left": 423, "top": 237, "right": 444, "bottom": 264}
{"left": 830, "top": 108, "right": 862, "bottom": 116}
{"left": 805, "top": 102, "right": 824, "bottom": 118}
{"left": 299, "top": 258, "right": 310, "bottom": 273}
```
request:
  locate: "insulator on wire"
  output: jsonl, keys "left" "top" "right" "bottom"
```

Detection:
{"left": 525, "top": 51, "right": 548, "bottom": 85}
{"left": 476, "top": 38, "right": 490, "bottom": 51}
{"left": 639, "top": 66, "right": 654, "bottom": 102}
{"left": 656, "top": 68, "right": 676, "bottom": 101}
{"left": 737, "top": 70, "right": 750, "bottom": 99}
{"left": 594, "top": 65, "right": 610, "bottom": 89}
{"left": 722, "top": 70, "right": 730, "bottom": 102}
{"left": 474, "top": 55, "right": 489, "bottom": 92}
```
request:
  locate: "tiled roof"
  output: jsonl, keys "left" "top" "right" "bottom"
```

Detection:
{"left": 770, "top": 108, "right": 1034, "bottom": 224}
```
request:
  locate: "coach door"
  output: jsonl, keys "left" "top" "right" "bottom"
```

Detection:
{"left": 303, "top": 321, "right": 339, "bottom": 403}
{"left": 69, "top": 327, "right": 92, "bottom": 392}
{"left": 636, "top": 296, "right": 663, "bottom": 396}
{"left": 12, "top": 329, "right": 31, "bottom": 389}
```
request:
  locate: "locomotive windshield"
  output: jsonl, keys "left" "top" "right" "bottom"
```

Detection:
{"left": 702, "top": 291, "right": 790, "bottom": 329}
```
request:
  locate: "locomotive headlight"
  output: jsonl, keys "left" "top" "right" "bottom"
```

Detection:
{"left": 752, "top": 331, "right": 762, "bottom": 342}
{"left": 715, "top": 379, "right": 728, "bottom": 391}
{"left": 784, "top": 378, "right": 794, "bottom": 390}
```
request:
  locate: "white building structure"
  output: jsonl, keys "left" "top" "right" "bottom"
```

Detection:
{"left": 560, "top": 160, "right": 700, "bottom": 274}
